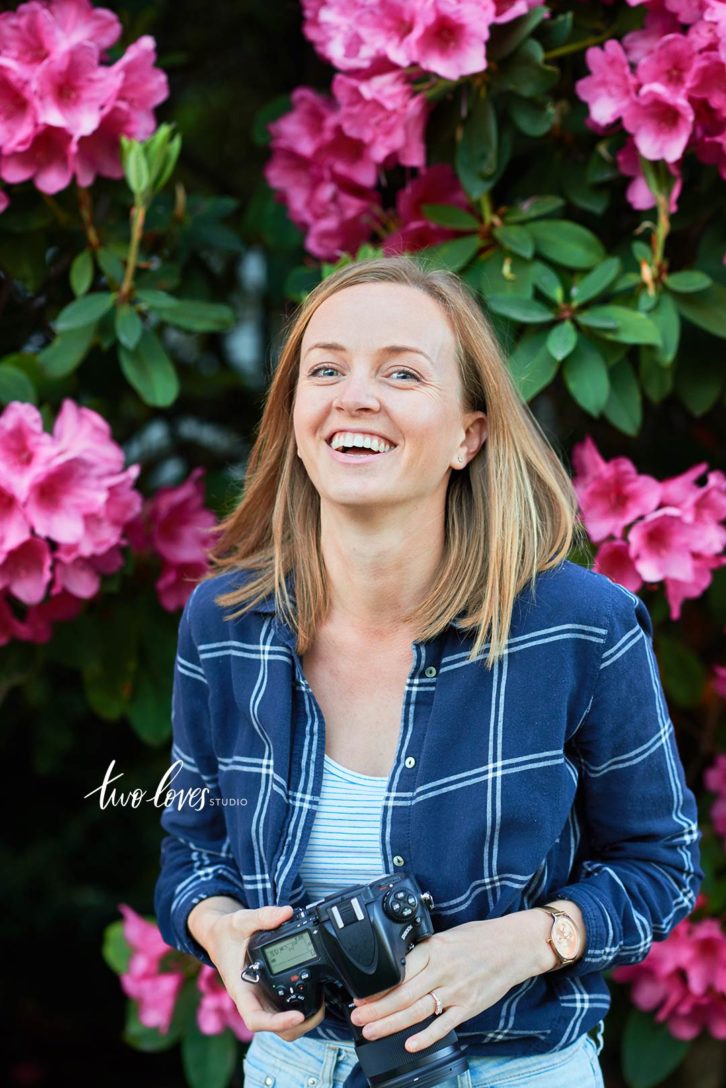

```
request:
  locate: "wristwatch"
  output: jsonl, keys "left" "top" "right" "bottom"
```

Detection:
{"left": 536, "top": 903, "right": 583, "bottom": 971}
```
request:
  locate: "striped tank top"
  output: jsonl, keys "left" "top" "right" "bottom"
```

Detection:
{"left": 298, "top": 753, "right": 388, "bottom": 905}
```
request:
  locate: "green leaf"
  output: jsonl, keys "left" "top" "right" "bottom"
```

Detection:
{"left": 538, "top": 10, "right": 573, "bottom": 51}
{"left": 527, "top": 219, "right": 605, "bottom": 269}
{"left": 37, "top": 324, "right": 96, "bottom": 378}
{"left": 675, "top": 351, "right": 724, "bottom": 416}
{"left": 0, "top": 361, "right": 36, "bottom": 404}
{"left": 532, "top": 262, "right": 563, "bottom": 303}
{"left": 456, "top": 91, "right": 498, "bottom": 199}
{"left": 493, "top": 224, "right": 534, "bottom": 260}
{"left": 571, "top": 258, "right": 622, "bottom": 307}
{"left": 562, "top": 336, "right": 610, "bottom": 415}
{"left": 421, "top": 203, "right": 480, "bottom": 230}
{"left": 640, "top": 347, "right": 674, "bottom": 404}
{"left": 577, "top": 305, "right": 662, "bottom": 346}
{"left": 508, "top": 327, "right": 559, "bottom": 400}
{"left": 97, "top": 246, "right": 125, "bottom": 284}
{"left": 603, "top": 358, "right": 642, "bottom": 436}
{"left": 115, "top": 304, "right": 143, "bottom": 349}
{"left": 507, "top": 95, "right": 555, "bottom": 137}
{"left": 479, "top": 253, "right": 538, "bottom": 298}
{"left": 121, "top": 137, "right": 150, "bottom": 198}
{"left": 486, "top": 295, "right": 554, "bottom": 323}
{"left": 181, "top": 1025, "right": 238, "bottom": 1088}
{"left": 159, "top": 300, "right": 235, "bottom": 333}
{"left": 56, "top": 292, "right": 114, "bottom": 332}
{"left": 621, "top": 1008, "right": 690, "bottom": 1088}
{"left": 647, "top": 292, "right": 680, "bottom": 364}
{"left": 135, "top": 288, "right": 179, "bottom": 312}
{"left": 547, "top": 320, "right": 577, "bottom": 361}
{"left": 561, "top": 161, "right": 609, "bottom": 216}
{"left": 488, "top": 5, "right": 549, "bottom": 60}
{"left": 673, "top": 283, "right": 726, "bottom": 338}
{"left": 124, "top": 1001, "right": 179, "bottom": 1053}
{"left": 665, "top": 269, "right": 712, "bottom": 294}
{"left": 494, "top": 38, "right": 558, "bottom": 97}
{"left": 419, "top": 233, "right": 481, "bottom": 273}
{"left": 119, "top": 329, "right": 179, "bottom": 407}
{"left": 102, "top": 919, "right": 131, "bottom": 975}
{"left": 632, "top": 241, "right": 652, "bottom": 265}
{"left": 506, "top": 195, "right": 564, "bottom": 224}
{"left": 154, "top": 132, "right": 182, "bottom": 193}
{"left": 70, "top": 249, "right": 93, "bottom": 297}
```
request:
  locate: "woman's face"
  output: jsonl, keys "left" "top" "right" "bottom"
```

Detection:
{"left": 293, "top": 282, "right": 487, "bottom": 515}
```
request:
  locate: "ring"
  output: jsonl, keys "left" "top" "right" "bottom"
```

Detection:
{"left": 429, "top": 990, "right": 443, "bottom": 1016}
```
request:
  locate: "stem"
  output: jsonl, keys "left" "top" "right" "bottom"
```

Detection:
{"left": 653, "top": 192, "right": 670, "bottom": 271}
{"left": 480, "top": 192, "right": 493, "bottom": 226}
{"left": 119, "top": 202, "right": 145, "bottom": 303}
{"left": 544, "top": 32, "right": 611, "bottom": 60}
{"left": 76, "top": 185, "right": 101, "bottom": 249}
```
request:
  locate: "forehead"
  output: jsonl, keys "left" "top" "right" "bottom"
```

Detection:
{"left": 300, "top": 282, "right": 456, "bottom": 360}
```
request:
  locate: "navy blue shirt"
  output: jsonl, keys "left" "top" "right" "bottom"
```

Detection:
{"left": 154, "top": 559, "right": 702, "bottom": 1060}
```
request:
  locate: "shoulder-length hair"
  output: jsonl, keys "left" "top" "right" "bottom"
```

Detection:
{"left": 201, "top": 254, "right": 585, "bottom": 669}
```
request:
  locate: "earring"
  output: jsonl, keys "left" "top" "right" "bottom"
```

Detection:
{"left": 457, "top": 456, "right": 464, "bottom": 463}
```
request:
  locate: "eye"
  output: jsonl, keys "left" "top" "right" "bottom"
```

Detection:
{"left": 309, "top": 365, "right": 339, "bottom": 377}
{"left": 389, "top": 368, "right": 420, "bottom": 381}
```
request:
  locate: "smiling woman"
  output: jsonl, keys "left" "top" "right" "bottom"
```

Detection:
{"left": 154, "top": 254, "right": 701, "bottom": 1088}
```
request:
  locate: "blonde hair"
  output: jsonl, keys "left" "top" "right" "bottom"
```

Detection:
{"left": 202, "top": 254, "right": 585, "bottom": 669}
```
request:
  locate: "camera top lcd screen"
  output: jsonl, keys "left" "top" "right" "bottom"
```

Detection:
{"left": 263, "top": 931, "right": 317, "bottom": 974}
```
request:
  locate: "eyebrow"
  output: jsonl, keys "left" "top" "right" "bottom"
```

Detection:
{"left": 303, "top": 341, "right": 433, "bottom": 364}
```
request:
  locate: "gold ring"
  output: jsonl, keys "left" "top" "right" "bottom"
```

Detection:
{"left": 430, "top": 990, "right": 443, "bottom": 1016}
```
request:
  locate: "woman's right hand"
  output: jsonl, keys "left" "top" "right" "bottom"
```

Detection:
{"left": 200, "top": 902, "right": 326, "bottom": 1041}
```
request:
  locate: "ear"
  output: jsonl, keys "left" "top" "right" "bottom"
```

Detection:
{"left": 454, "top": 411, "right": 487, "bottom": 468}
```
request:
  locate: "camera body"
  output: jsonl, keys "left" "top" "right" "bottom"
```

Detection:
{"left": 241, "top": 873, "right": 469, "bottom": 1088}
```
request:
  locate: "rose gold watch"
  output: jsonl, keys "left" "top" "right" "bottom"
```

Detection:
{"left": 536, "top": 904, "right": 583, "bottom": 970}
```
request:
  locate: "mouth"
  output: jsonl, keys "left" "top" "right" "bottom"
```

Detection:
{"left": 324, "top": 434, "right": 398, "bottom": 464}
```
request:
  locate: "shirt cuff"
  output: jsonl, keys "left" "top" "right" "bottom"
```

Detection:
{"left": 171, "top": 877, "right": 247, "bottom": 968}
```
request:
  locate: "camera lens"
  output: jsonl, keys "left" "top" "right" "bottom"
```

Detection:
{"left": 354, "top": 1016, "right": 469, "bottom": 1088}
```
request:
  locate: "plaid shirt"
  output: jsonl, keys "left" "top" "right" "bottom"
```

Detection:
{"left": 154, "top": 559, "right": 702, "bottom": 1058}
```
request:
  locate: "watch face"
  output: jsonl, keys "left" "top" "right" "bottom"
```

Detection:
{"left": 552, "top": 916, "right": 579, "bottom": 959}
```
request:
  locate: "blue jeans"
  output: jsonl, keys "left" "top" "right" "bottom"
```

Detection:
{"left": 242, "top": 1022, "right": 605, "bottom": 1088}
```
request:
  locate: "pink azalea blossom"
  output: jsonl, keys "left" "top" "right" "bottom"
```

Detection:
{"left": 623, "top": 7, "right": 682, "bottom": 66}
{"left": 0, "top": 398, "right": 143, "bottom": 643}
{"left": 573, "top": 453, "right": 662, "bottom": 542}
{"left": 0, "top": 124, "right": 74, "bottom": 193}
{"left": 332, "top": 70, "right": 428, "bottom": 167}
{"left": 125, "top": 466, "right": 217, "bottom": 612}
{"left": 613, "top": 916, "right": 726, "bottom": 1040}
{"left": 704, "top": 753, "right": 726, "bottom": 844}
{"left": 34, "top": 40, "right": 122, "bottom": 137}
{"left": 118, "top": 903, "right": 185, "bottom": 1036}
{"left": 383, "top": 162, "right": 471, "bottom": 255}
{"left": 0, "top": 63, "right": 38, "bottom": 155}
{"left": 636, "top": 33, "right": 698, "bottom": 96}
{"left": 593, "top": 539, "right": 644, "bottom": 592}
{"left": 628, "top": 507, "right": 702, "bottom": 582}
{"left": 196, "top": 966, "right": 252, "bottom": 1041}
{"left": 408, "top": 0, "right": 495, "bottom": 81}
{"left": 705, "top": 0, "right": 726, "bottom": 62}
{"left": 576, "top": 40, "right": 637, "bottom": 126}
{"left": 664, "top": 552, "right": 725, "bottom": 621}
{"left": 50, "top": 0, "right": 121, "bottom": 50}
{"left": 616, "top": 136, "right": 682, "bottom": 211}
{"left": 623, "top": 83, "right": 695, "bottom": 162}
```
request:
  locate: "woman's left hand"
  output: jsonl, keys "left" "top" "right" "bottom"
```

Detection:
{"left": 349, "top": 912, "right": 551, "bottom": 1053}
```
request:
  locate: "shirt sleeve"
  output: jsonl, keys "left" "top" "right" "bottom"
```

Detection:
{"left": 548, "top": 583, "right": 703, "bottom": 979}
{"left": 153, "top": 585, "right": 248, "bottom": 967}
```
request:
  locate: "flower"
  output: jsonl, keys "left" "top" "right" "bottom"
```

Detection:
{"left": 332, "top": 70, "right": 428, "bottom": 168}
{"left": 576, "top": 40, "right": 637, "bottom": 126}
{"left": 613, "top": 916, "right": 726, "bottom": 1040}
{"left": 622, "top": 83, "right": 695, "bottom": 163}
{"left": 383, "top": 162, "right": 471, "bottom": 255}
{"left": 196, "top": 966, "right": 252, "bottom": 1041}
{"left": 118, "top": 904, "right": 185, "bottom": 1035}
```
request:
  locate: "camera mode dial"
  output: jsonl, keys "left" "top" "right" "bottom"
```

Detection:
{"left": 382, "top": 888, "right": 419, "bottom": 923}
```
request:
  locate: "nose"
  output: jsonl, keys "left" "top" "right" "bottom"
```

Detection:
{"left": 332, "top": 370, "right": 381, "bottom": 413}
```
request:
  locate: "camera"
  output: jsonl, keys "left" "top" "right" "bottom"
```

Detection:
{"left": 240, "top": 872, "right": 469, "bottom": 1088}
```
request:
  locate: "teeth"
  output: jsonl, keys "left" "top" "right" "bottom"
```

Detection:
{"left": 330, "top": 432, "right": 394, "bottom": 453}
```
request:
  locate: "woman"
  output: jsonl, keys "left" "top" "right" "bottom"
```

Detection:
{"left": 154, "top": 255, "right": 702, "bottom": 1088}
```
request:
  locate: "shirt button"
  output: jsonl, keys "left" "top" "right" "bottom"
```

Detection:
{"left": 424, "top": 666, "right": 437, "bottom": 678}
{"left": 307, "top": 1079, "right": 318, "bottom": 1086}
{"left": 393, "top": 855, "right": 405, "bottom": 867}
{"left": 404, "top": 756, "right": 416, "bottom": 768}
{"left": 264, "top": 1079, "right": 275, "bottom": 1087}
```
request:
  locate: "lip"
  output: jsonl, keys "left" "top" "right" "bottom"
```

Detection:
{"left": 325, "top": 429, "right": 397, "bottom": 446}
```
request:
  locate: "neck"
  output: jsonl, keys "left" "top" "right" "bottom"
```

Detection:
{"left": 318, "top": 498, "right": 446, "bottom": 634}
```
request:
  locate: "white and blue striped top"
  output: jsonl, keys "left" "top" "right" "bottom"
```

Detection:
{"left": 298, "top": 753, "right": 388, "bottom": 906}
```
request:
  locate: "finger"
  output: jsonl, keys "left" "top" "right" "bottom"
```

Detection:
{"left": 354, "top": 945, "right": 430, "bottom": 1010}
{"left": 241, "top": 1003, "right": 306, "bottom": 1033}
{"left": 357, "top": 991, "right": 441, "bottom": 1041}
{"left": 233, "top": 904, "right": 294, "bottom": 937}
{"left": 277, "top": 1000, "right": 326, "bottom": 1041}
{"left": 404, "top": 1007, "right": 461, "bottom": 1053}
{"left": 351, "top": 967, "right": 431, "bottom": 1026}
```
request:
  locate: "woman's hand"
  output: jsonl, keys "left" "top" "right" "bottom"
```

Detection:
{"left": 194, "top": 901, "right": 326, "bottom": 1041}
{"left": 349, "top": 911, "right": 558, "bottom": 1053}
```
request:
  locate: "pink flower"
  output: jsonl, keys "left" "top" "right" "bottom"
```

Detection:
{"left": 408, "top": 0, "right": 495, "bottom": 81}
{"left": 50, "top": 0, "right": 122, "bottom": 51}
{"left": 34, "top": 40, "right": 122, "bottom": 137}
{"left": 713, "top": 666, "right": 726, "bottom": 699}
{"left": 636, "top": 32, "right": 698, "bottom": 99}
{"left": 196, "top": 966, "right": 252, "bottom": 1041}
{"left": 332, "top": 70, "right": 428, "bottom": 167}
{"left": 0, "top": 401, "right": 57, "bottom": 504}
{"left": 126, "top": 467, "right": 217, "bottom": 612}
{"left": 623, "top": 7, "right": 682, "bottom": 66}
{"left": 118, "top": 903, "right": 185, "bottom": 1036}
{"left": 492, "top": 0, "right": 542, "bottom": 23}
{"left": 383, "top": 162, "right": 471, "bottom": 255}
{"left": 0, "top": 481, "right": 31, "bottom": 559}
{"left": 576, "top": 40, "right": 637, "bottom": 126}
{"left": 0, "top": 536, "right": 52, "bottom": 604}
{"left": 613, "top": 916, "right": 726, "bottom": 1041}
{"left": 617, "top": 137, "right": 682, "bottom": 211}
{"left": 704, "top": 752, "right": 726, "bottom": 845}
{"left": 622, "top": 83, "right": 695, "bottom": 162}
{"left": 664, "top": 553, "right": 725, "bottom": 620}
{"left": 0, "top": 63, "right": 38, "bottom": 155}
{"left": 0, "top": 124, "right": 74, "bottom": 193}
{"left": 572, "top": 446, "right": 662, "bottom": 542}
{"left": 593, "top": 539, "right": 644, "bottom": 593}
{"left": 705, "top": 0, "right": 726, "bottom": 63}
{"left": 628, "top": 507, "right": 701, "bottom": 582}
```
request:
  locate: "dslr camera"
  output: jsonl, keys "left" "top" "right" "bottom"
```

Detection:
{"left": 241, "top": 872, "right": 469, "bottom": 1088}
